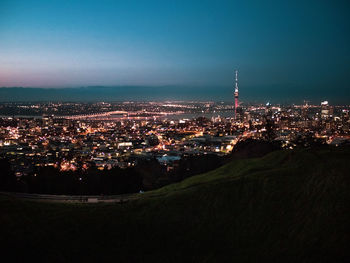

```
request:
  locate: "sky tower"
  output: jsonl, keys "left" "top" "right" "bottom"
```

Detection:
{"left": 234, "top": 70, "right": 239, "bottom": 118}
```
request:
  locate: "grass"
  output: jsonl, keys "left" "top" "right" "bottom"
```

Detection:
{"left": 1, "top": 146, "right": 350, "bottom": 262}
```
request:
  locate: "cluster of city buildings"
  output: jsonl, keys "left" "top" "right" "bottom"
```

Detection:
{"left": 0, "top": 100, "right": 349, "bottom": 176}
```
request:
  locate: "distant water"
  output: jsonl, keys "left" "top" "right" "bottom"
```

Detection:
{"left": 0, "top": 115, "right": 42, "bottom": 119}
{"left": 164, "top": 111, "right": 234, "bottom": 120}
{"left": 0, "top": 111, "right": 234, "bottom": 120}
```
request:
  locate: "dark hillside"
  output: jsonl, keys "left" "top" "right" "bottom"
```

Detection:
{"left": 1, "top": 147, "right": 349, "bottom": 262}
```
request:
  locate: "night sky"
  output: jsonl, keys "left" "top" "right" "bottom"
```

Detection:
{"left": 0, "top": 0, "right": 349, "bottom": 103}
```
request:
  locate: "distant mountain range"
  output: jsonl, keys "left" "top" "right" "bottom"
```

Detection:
{"left": 1, "top": 86, "right": 348, "bottom": 104}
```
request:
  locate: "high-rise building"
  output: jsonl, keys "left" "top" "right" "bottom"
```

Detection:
{"left": 301, "top": 100, "right": 309, "bottom": 120}
{"left": 321, "top": 101, "right": 331, "bottom": 119}
{"left": 234, "top": 70, "right": 239, "bottom": 119}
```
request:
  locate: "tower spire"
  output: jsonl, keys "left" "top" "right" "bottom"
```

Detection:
{"left": 234, "top": 69, "right": 239, "bottom": 119}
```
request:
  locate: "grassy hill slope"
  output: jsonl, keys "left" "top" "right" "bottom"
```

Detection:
{"left": 1, "top": 147, "right": 350, "bottom": 262}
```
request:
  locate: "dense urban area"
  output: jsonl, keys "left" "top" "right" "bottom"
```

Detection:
{"left": 0, "top": 101, "right": 349, "bottom": 194}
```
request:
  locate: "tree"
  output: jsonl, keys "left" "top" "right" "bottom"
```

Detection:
{"left": 0, "top": 159, "right": 16, "bottom": 191}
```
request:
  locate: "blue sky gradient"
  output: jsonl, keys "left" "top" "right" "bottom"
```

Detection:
{"left": 0, "top": 0, "right": 349, "bottom": 103}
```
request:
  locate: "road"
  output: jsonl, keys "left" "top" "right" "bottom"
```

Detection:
{"left": 0, "top": 191, "right": 140, "bottom": 203}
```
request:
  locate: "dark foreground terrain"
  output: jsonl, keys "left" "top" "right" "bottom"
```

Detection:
{"left": 1, "top": 146, "right": 349, "bottom": 262}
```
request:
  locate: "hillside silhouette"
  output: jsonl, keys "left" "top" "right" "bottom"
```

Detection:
{"left": 1, "top": 146, "right": 349, "bottom": 262}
